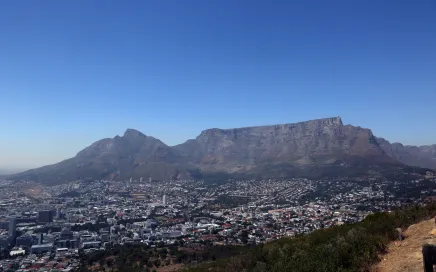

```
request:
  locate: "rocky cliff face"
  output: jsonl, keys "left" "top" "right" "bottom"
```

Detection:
{"left": 174, "top": 117, "right": 393, "bottom": 173}
{"left": 376, "top": 137, "right": 436, "bottom": 170}
{"left": 9, "top": 117, "right": 431, "bottom": 184}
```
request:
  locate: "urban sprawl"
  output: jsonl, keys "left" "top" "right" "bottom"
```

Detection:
{"left": 1, "top": 173, "right": 436, "bottom": 271}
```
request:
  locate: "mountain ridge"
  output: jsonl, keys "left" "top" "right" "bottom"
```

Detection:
{"left": 376, "top": 136, "right": 436, "bottom": 170}
{"left": 7, "top": 117, "right": 435, "bottom": 184}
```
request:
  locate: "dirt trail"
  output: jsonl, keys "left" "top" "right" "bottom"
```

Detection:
{"left": 375, "top": 218, "right": 436, "bottom": 272}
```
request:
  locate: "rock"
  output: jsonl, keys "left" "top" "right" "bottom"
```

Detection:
{"left": 8, "top": 117, "right": 433, "bottom": 184}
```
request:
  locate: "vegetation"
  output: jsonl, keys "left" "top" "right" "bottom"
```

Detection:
{"left": 184, "top": 203, "right": 436, "bottom": 272}
{"left": 78, "top": 243, "right": 245, "bottom": 272}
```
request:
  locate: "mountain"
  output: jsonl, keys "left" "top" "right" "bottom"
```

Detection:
{"left": 8, "top": 117, "right": 433, "bottom": 184}
{"left": 174, "top": 117, "right": 398, "bottom": 177}
{"left": 10, "top": 129, "right": 192, "bottom": 184}
{"left": 375, "top": 137, "right": 436, "bottom": 170}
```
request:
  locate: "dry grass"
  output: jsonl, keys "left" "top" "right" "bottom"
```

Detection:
{"left": 375, "top": 218, "right": 436, "bottom": 272}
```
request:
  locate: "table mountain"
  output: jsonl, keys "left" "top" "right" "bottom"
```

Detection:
{"left": 174, "top": 117, "right": 388, "bottom": 168}
{"left": 8, "top": 117, "right": 432, "bottom": 184}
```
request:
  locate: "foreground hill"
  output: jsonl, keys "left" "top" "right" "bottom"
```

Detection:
{"left": 183, "top": 204, "right": 436, "bottom": 272}
{"left": 8, "top": 117, "right": 433, "bottom": 183}
{"left": 375, "top": 218, "right": 436, "bottom": 272}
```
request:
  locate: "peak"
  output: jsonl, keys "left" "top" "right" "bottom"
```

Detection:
{"left": 329, "top": 116, "right": 342, "bottom": 125}
{"left": 123, "top": 129, "right": 145, "bottom": 138}
{"left": 300, "top": 117, "right": 342, "bottom": 126}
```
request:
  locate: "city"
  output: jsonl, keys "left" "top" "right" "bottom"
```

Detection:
{"left": 1, "top": 172, "right": 435, "bottom": 271}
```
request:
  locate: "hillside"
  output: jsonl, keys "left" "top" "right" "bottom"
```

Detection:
{"left": 10, "top": 129, "right": 193, "bottom": 184}
{"left": 376, "top": 218, "right": 436, "bottom": 272}
{"left": 376, "top": 137, "right": 436, "bottom": 170}
{"left": 8, "top": 117, "right": 434, "bottom": 183}
{"left": 182, "top": 204, "right": 436, "bottom": 272}
{"left": 174, "top": 117, "right": 395, "bottom": 174}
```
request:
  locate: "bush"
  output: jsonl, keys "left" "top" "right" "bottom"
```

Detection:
{"left": 184, "top": 203, "right": 436, "bottom": 272}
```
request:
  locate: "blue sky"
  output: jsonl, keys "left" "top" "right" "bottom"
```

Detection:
{"left": 1, "top": 0, "right": 435, "bottom": 169}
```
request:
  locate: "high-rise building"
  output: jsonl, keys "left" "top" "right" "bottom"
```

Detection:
{"left": 129, "top": 177, "right": 133, "bottom": 183}
{"left": 38, "top": 210, "right": 53, "bottom": 223}
{"left": 140, "top": 177, "right": 143, "bottom": 182}
{"left": 8, "top": 217, "right": 17, "bottom": 244}
{"left": 149, "top": 176, "right": 152, "bottom": 183}
{"left": 16, "top": 235, "right": 33, "bottom": 248}
{"left": 163, "top": 195, "right": 167, "bottom": 205}
{"left": 60, "top": 228, "right": 74, "bottom": 240}
{"left": 56, "top": 208, "right": 62, "bottom": 220}
{"left": 37, "top": 233, "right": 43, "bottom": 245}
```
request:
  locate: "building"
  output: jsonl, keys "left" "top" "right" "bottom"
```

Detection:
{"left": 8, "top": 217, "right": 16, "bottom": 243}
{"left": 55, "top": 240, "right": 68, "bottom": 248}
{"left": 101, "top": 232, "right": 110, "bottom": 242}
{"left": 0, "top": 235, "right": 9, "bottom": 247}
{"left": 129, "top": 177, "right": 133, "bottom": 183}
{"left": 140, "top": 177, "right": 143, "bottom": 182}
{"left": 10, "top": 248, "right": 26, "bottom": 257}
{"left": 38, "top": 210, "right": 53, "bottom": 223}
{"left": 56, "top": 207, "right": 62, "bottom": 220}
{"left": 16, "top": 235, "right": 33, "bottom": 248}
{"left": 70, "top": 239, "right": 79, "bottom": 249}
{"left": 31, "top": 243, "right": 53, "bottom": 254}
{"left": 82, "top": 241, "right": 101, "bottom": 249}
{"left": 149, "top": 176, "right": 152, "bottom": 182}
{"left": 60, "top": 228, "right": 74, "bottom": 240}
{"left": 163, "top": 194, "right": 167, "bottom": 205}
{"left": 37, "top": 233, "right": 43, "bottom": 245}
{"left": 0, "top": 221, "right": 9, "bottom": 230}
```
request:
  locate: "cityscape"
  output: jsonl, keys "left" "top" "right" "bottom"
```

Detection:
{"left": 1, "top": 172, "right": 435, "bottom": 271}
{"left": 2, "top": 0, "right": 436, "bottom": 271}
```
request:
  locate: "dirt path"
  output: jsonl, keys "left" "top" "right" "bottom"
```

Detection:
{"left": 375, "top": 218, "right": 436, "bottom": 272}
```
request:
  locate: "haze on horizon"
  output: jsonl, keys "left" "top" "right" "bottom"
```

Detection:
{"left": 1, "top": 0, "right": 435, "bottom": 170}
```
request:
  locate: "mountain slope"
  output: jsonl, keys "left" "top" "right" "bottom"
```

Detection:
{"left": 376, "top": 137, "right": 436, "bottom": 170}
{"left": 10, "top": 129, "right": 190, "bottom": 184}
{"left": 8, "top": 117, "right": 432, "bottom": 183}
{"left": 174, "top": 117, "right": 397, "bottom": 176}
{"left": 375, "top": 218, "right": 435, "bottom": 272}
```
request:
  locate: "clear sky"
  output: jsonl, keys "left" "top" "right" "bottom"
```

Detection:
{"left": 1, "top": 0, "right": 435, "bottom": 169}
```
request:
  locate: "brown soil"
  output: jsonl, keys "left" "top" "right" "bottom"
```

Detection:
{"left": 23, "top": 186, "right": 42, "bottom": 197}
{"left": 375, "top": 218, "right": 436, "bottom": 272}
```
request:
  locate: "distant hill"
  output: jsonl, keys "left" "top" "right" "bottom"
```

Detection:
{"left": 9, "top": 129, "right": 193, "bottom": 184}
{"left": 376, "top": 137, "right": 436, "bottom": 170}
{"left": 8, "top": 117, "right": 435, "bottom": 184}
